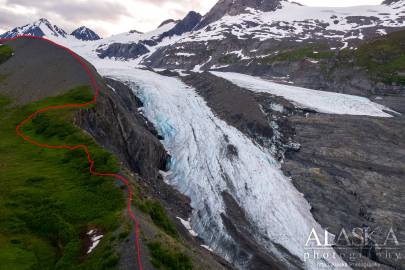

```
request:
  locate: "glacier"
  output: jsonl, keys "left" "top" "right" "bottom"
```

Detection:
{"left": 55, "top": 35, "right": 361, "bottom": 269}
{"left": 212, "top": 71, "right": 395, "bottom": 117}
{"left": 92, "top": 67, "right": 348, "bottom": 269}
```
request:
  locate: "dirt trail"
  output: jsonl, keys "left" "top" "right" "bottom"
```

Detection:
{"left": 0, "top": 35, "right": 143, "bottom": 270}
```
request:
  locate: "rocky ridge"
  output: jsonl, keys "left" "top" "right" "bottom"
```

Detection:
{"left": 71, "top": 26, "right": 101, "bottom": 41}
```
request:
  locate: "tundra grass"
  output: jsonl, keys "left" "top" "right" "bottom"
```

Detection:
{"left": 0, "top": 86, "right": 124, "bottom": 270}
{"left": 147, "top": 241, "right": 192, "bottom": 270}
{"left": 354, "top": 30, "right": 405, "bottom": 85}
{"left": 0, "top": 45, "right": 13, "bottom": 64}
{"left": 137, "top": 199, "right": 178, "bottom": 238}
{"left": 260, "top": 45, "right": 335, "bottom": 64}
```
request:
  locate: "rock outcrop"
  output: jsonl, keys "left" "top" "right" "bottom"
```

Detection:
{"left": 196, "top": 0, "right": 284, "bottom": 29}
{"left": 71, "top": 26, "right": 101, "bottom": 41}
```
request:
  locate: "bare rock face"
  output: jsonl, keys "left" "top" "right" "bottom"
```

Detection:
{"left": 158, "top": 19, "right": 178, "bottom": 28}
{"left": 97, "top": 42, "right": 150, "bottom": 59}
{"left": 196, "top": 0, "right": 284, "bottom": 29}
{"left": 382, "top": 0, "right": 404, "bottom": 5}
{"left": 75, "top": 78, "right": 168, "bottom": 181}
{"left": 71, "top": 26, "right": 101, "bottom": 41}
{"left": 157, "top": 11, "right": 202, "bottom": 42}
{"left": 75, "top": 78, "right": 196, "bottom": 220}
{"left": 282, "top": 113, "right": 405, "bottom": 270}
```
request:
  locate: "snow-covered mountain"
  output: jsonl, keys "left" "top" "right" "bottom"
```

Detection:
{"left": 196, "top": 0, "right": 285, "bottom": 29}
{"left": 188, "top": 0, "right": 405, "bottom": 45}
{"left": 0, "top": 18, "right": 100, "bottom": 42}
{"left": 71, "top": 26, "right": 101, "bottom": 41}
{"left": 63, "top": 0, "right": 403, "bottom": 76}
{"left": 0, "top": 18, "right": 67, "bottom": 39}
{"left": 3, "top": 0, "right": 405, "bottom": 69}
{"left": 141, "top": 0, "right": 405, "bottom": 70}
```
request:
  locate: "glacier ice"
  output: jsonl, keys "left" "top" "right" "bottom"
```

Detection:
{"left": 212, "top": 71, "right": 395, "bottom": 117}
{"left": 96, "top": 68, "right": 349, "bottom": 269}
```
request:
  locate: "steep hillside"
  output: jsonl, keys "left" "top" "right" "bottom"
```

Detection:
{"left": 0, "top": 78, "right": 125, "bottom": 269}
{"left": 354, "top": 29, "right": 405, "bottom": 85}
{"left": 0, "top": 38, "right": 93, "bottom": 104}
{"left": 0, "top": 37, "right": 230, "bottom": 270}
{"left": 142, "top": 0, "right": 405, "bottom": 70}
{"left": 252, "top": 29, "right": 405, "bottom": 112}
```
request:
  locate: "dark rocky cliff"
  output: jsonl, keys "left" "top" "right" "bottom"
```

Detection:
{"left": 75, "top": 78, "right": 194, "bottom": 218}
{"left": 75, "top": 78, "right": 168, "bottom": 181}
{"left": 282, "top": 113, "right": 405, "bottom": 270}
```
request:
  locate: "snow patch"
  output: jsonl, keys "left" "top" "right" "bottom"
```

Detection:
{"left": 87, "top": 230, "right": 103, "bottom": 254}
{"left": 107, "top": 84, "right": 116, "bottom": 93}
{"left": 201, "top": 245, "right": 214, "bottom": 252}
{"left": 177, "top": 217, "right": 198, "bottom": 237}
{"left": 212, "top": 72, "right": 395, "bottom": 117}
{"left": 175, "top": 52, "right": 196, "bottom": 57}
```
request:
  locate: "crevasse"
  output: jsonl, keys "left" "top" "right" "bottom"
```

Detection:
{"left": 96, "top": 68, "right": 348, "bottom": 269}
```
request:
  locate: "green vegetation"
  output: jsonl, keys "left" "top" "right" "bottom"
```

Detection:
{"left": 218, "top": 54, "right": 238, "bottom": 65}
{"left": 353, "top": 30, "right": 405, "bottom": 85}
{"left": 0, "top": 86, "right": 125, "bottom": 270}
{"left": 258, "top": 30, "right": 405, "bottom": 86}
{"left": 0, "top": 45, "right": 13, "bottom": 64}
{"left": 137, "top": 199, "right": 178, "bottom": 238}
{"left": 147, "top": 241, "right": 192, "bottom": 270}
{"left": 260, "top": 45, "right": 335, "bottom": 64}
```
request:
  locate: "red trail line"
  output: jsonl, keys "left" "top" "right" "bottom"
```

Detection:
{"left": 1, "top": 35, "right": 143, "bottom": 270}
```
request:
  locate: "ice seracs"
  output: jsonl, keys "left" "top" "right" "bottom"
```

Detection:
{"left": 96, "top": 67, "right": 348, "bottom": 269}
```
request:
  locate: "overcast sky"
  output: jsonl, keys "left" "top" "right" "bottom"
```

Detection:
{"left": 0, "top": 0, "right": 384, "bottom": 37}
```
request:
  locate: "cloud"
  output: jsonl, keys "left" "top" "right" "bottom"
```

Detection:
{"left": 5, "top": 0, "right": 130, "bottom": 21}
{"left": 1, "top": 0, "right": 131, "bottom": 36}
{"left": 1, "top": 0, "right": 217, "bottom": 36}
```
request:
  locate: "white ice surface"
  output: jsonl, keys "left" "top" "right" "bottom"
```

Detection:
{"left": 95, "top": 67, "right": 348, "bottom": 269}
{"left": 211, "top": 71, "right": 394, "bottom": 117}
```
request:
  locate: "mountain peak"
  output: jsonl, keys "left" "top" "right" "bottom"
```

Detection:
{"left": 37, "top": 18, "right": 50, "bottom": 24}
{"left": 382, "top": 0, "right": 405, "bottom": 6}
{"left": 0, "top": 18, "right": 67, "bottom": 39}
{"left": 197, "top": 0, "right": 285, "bottom": 29}
{"left": 156, "top": 11, "right": 202, "bottom": 42}
{"left": 158, "top": 19, "right": 179, "bottom": 28}
{"left": 71, "top": 26, "right": 101, "bottom": 41}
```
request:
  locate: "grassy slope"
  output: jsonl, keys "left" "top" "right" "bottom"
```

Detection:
{"left": 0, "top": 45, "right": 13, "bottom": 64}
{"left": 260, "top": 44, "right": 334, "bottom": 64}
{"left": 0, "top": 45, "right": 195, "bottom": 270}
{"left": 354, "top": 30, "right": 405, "bottom": 85}
{"left": 0, "top": 86, "right": 125, "bottom": 270}
{"left": 257, "top": 30, "right": 405, "bottom": 86}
